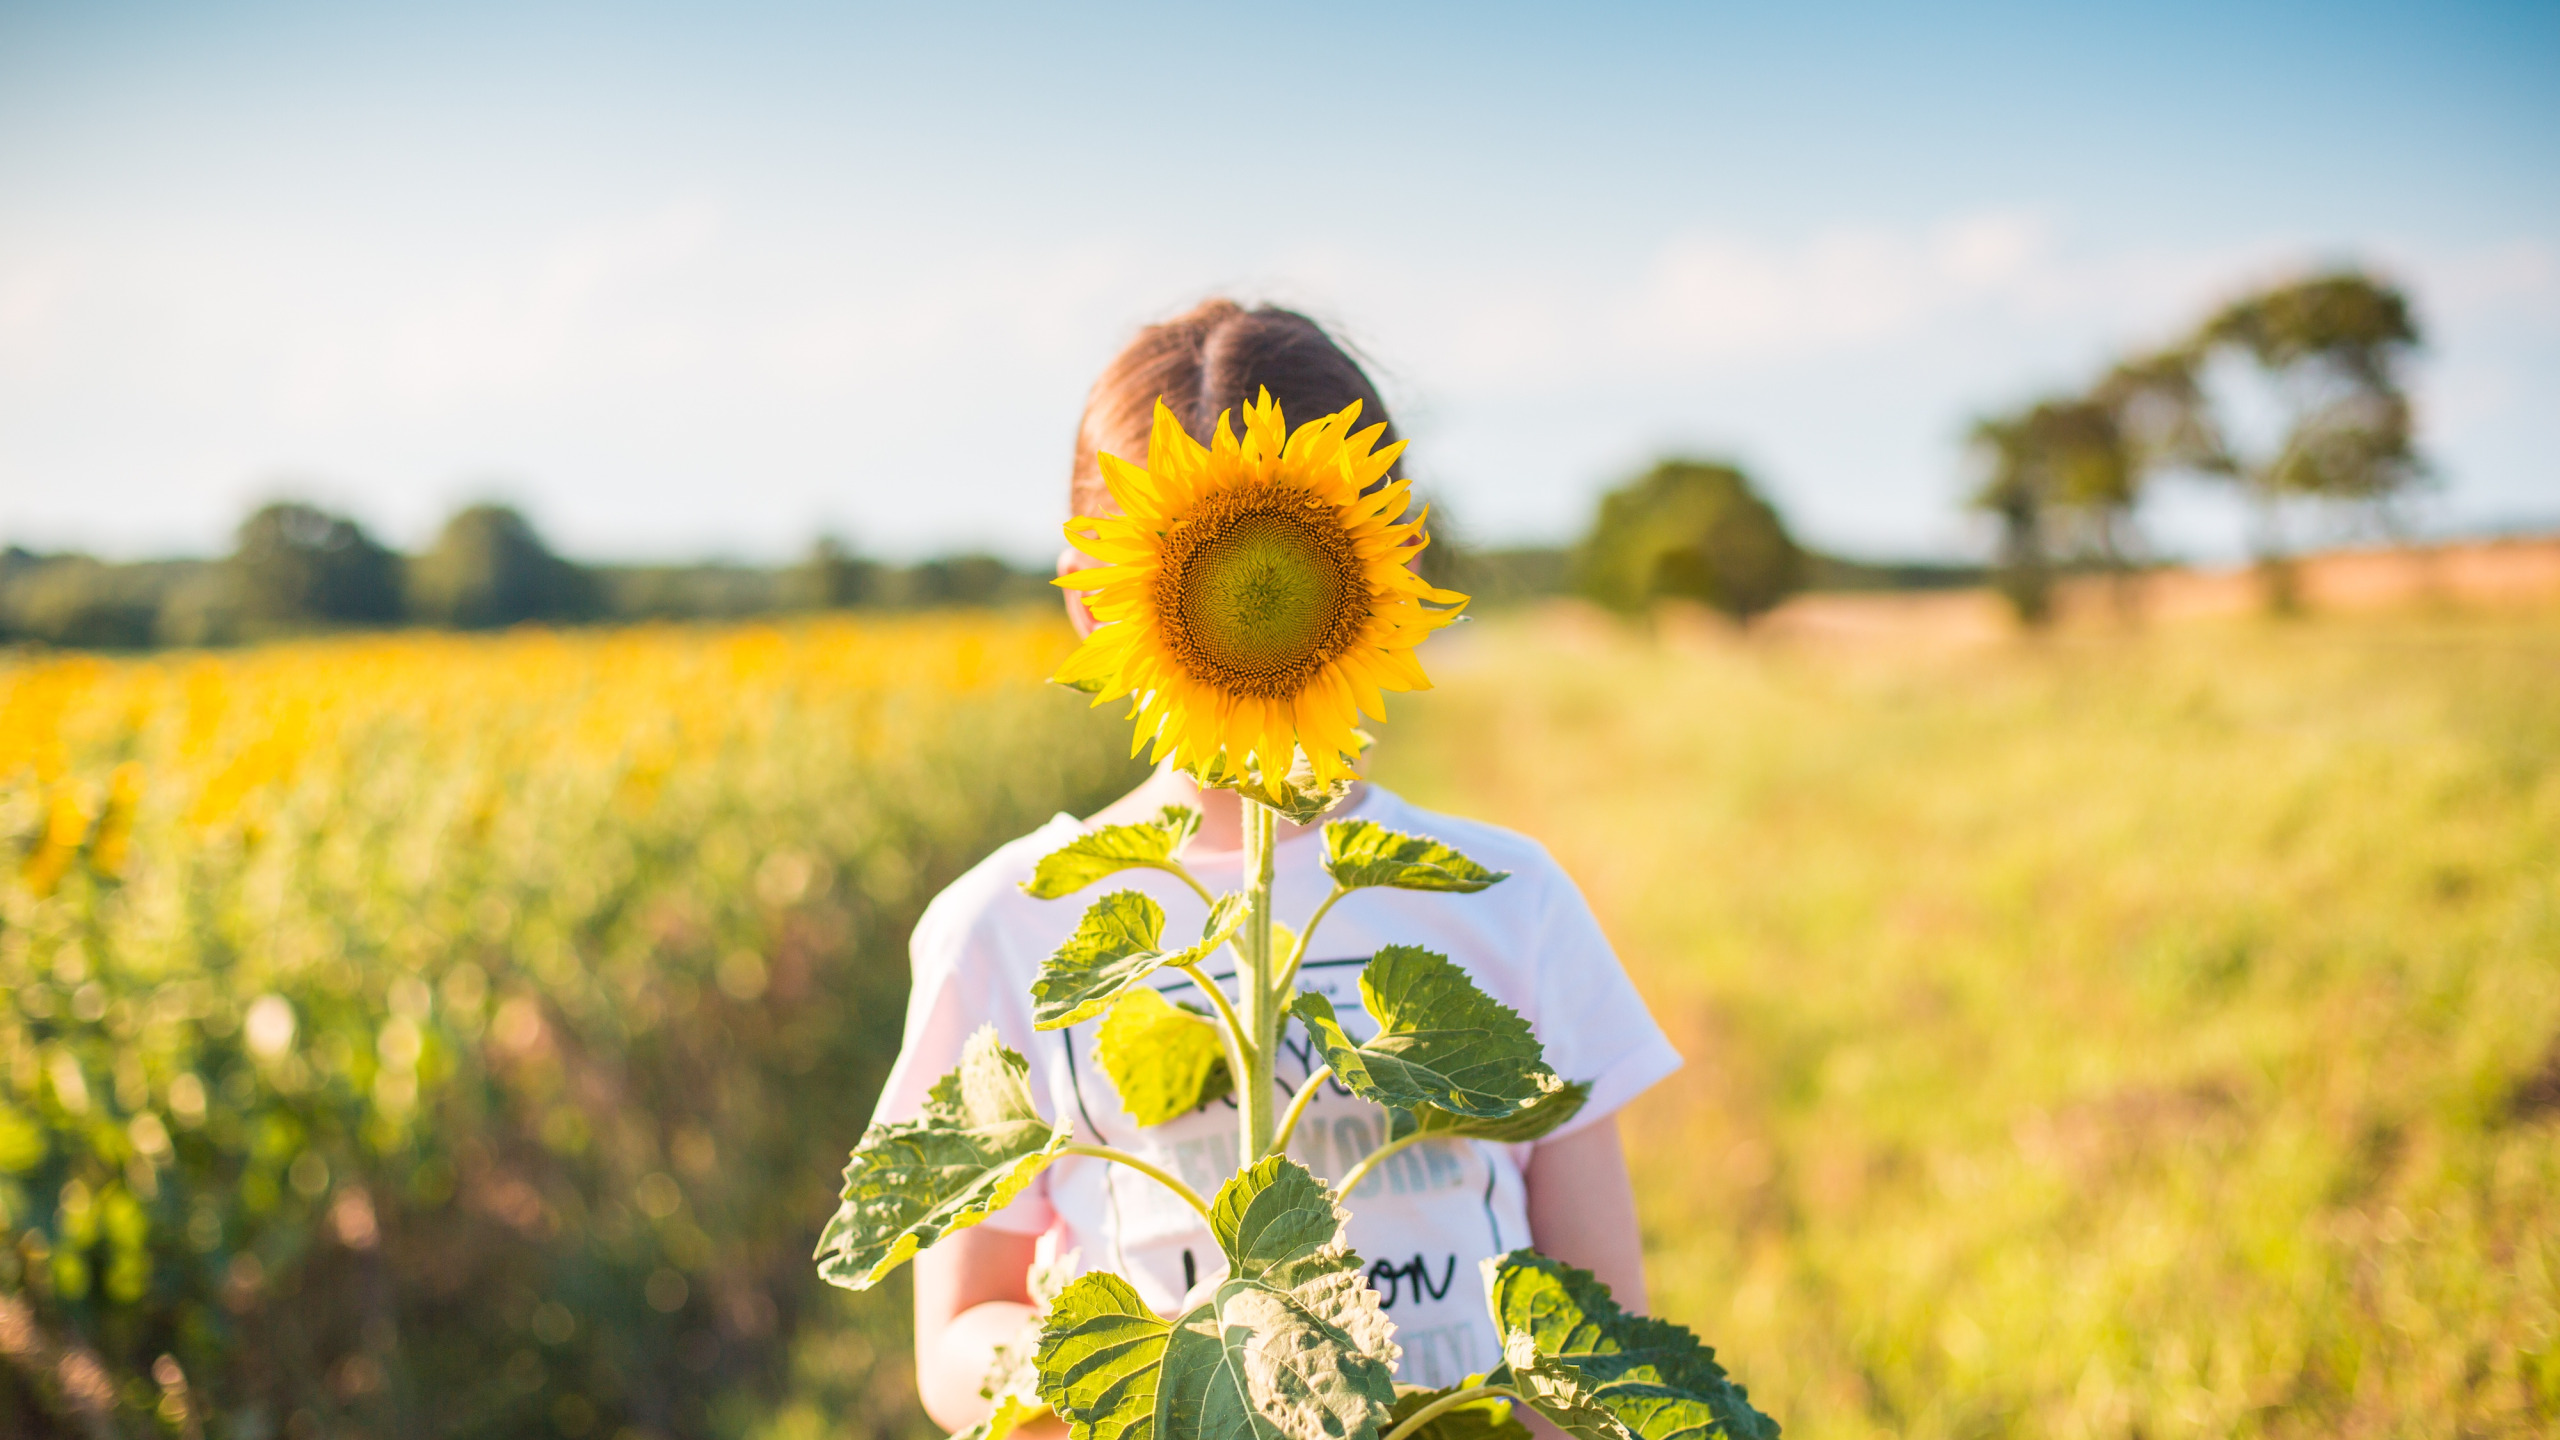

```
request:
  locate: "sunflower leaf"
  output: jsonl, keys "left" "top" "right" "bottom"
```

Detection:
{"left": 1322, "top": 820, "right": 1510, "bottom": 894}
{"left": 1034, "top": 891, "right": 1248, "bottom": 1030}
{"left": 1037, "top": 1269, "right": 1399, "bottom": 1440}
{"left": 1187, "top": 747, "right": 1366, "bottom": 826}
{"left": 1158, "top": 1276, "right": 1400, "bottom": 1440}
{"left": 1036, "top": 1273, "right": 1174, "bottom": 1440}
{"left": 1385, "top": 1384, "right": 1532, "bottom": 1440}
{"left": 1483, "top": 1251, "right": 1780, "bottom": 1440}
{"left": 1096, "top": 987, "right": 1233, "bottom": 1126}
{"left": 1023, "top": 807, "right": 1206, "bottom": 900}
{"left": 814, "top": 1028, "right": 1069, "bottom": 1291}
{"left": 1210, "top": 1155, "right": 1352, "bottom": 1286}
{"left": 1288, "top": 947, "right": 1568, "bottom": 1122}
{"left": 1036, "top": 1164, "right": 1402, "bottom": 1440}
{"left": 1383, "top": 1079, "right": 1593, "bottom": 1149}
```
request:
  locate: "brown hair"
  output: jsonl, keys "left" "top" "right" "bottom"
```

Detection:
{"left": 1070, "top": 300, "right": 1399, "bottom": 515}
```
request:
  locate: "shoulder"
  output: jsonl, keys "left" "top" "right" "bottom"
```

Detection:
{"left": 910, "top": 812, "right": 1089, "bottom": 972}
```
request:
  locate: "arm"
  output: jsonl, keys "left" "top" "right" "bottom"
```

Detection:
{"left": 911, "top": 1226, "right": 1066, "bottom": 1437}
{"left": 1521, "top": 1116, "right": 1648, "bottom": 1313}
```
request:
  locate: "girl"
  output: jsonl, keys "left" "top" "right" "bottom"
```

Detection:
{"left": 876, "top": 299, "right": 1684, "bottom": 1434}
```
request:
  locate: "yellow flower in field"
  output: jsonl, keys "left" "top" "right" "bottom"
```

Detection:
{"left": 1053, "top": 390, "right": 1466, "bottom": 798}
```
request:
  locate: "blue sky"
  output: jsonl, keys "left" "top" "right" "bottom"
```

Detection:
{"left": 2, "top": 0, "right": 2553, "bottom": 563}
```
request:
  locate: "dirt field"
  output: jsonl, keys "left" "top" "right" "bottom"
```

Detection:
{"left": 1755, "top": 535, "right": 2560, "bottom": 649}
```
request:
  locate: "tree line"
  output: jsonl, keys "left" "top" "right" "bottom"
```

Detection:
{"left": 0, "top": 504, "right": 1058, "bottom": 649}
{"left": 8, "top": 267, "right": 2420, "bottom": 650}
{"left": 5, "top": 488, "right": 1961, "bottom": 651}
{"left": 1559, "top": 267, "right": 2434, "bottom": 630}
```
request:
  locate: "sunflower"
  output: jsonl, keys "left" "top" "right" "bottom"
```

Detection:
{"left": 1053, "top": 389, "right": 1467, "bottom": 803}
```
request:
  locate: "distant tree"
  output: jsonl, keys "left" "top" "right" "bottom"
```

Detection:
{"left": 230, "top": 501, "right": 403, "bottom": 628}
{"left": 1967, "top": 397, "right": 2142, "bottom": 624}
{"left": 1576, "top": 460, "right": 1804, "bottom": 622}
{"left": 783, "top": 536, "right": 882, "bottom": 610}
{"left": 2187, "top": 272, "right": 2427, "bottom": 608}
{"left": 0, "top": 555, "right": 162, "bottom": 648}
{"left": 407, "top": 504, "right": 597, "bottom": 629}
{"left": 2093, "top": 350, "right": 2223, "bottom": 485}
{"left": 1967, "top": 412, "right": 2058, "bottom": 626}
{"left": 897, "top": 553, "right": 1049, "bottom": 609}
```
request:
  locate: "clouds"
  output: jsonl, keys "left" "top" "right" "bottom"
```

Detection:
{"left": 1629, "top": 211, "right": 2053, "bottom": 361}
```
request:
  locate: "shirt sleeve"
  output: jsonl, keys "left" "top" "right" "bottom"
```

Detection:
{"left": 1526, "top": 853, "right": 1683, "bottom": 1143}
{"left": 867, "top": 883, "right": 1058, "bottom": 1236}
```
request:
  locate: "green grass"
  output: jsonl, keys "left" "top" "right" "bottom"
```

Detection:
{"left": 1374, "top": 608, "right": 2560, "bottom": 1439}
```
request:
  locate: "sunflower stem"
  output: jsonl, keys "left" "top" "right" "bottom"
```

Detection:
{"left": 1175, "top": 960, "right": 1252, "bottom": 1104}
{"left": 1237, "top": 795, "right": 1281, "bottom": 1169}
{"left": 1337, "top": 1128, "right": 1431, "bottom": 1199}
{"left": 1059, "top": 1143, "right": 1214, "bottom": 1223}
{"left": 1379, "top": 1385, "right": 1523, "bottom": 1440}
{"left": 1267, "top": 1063, "right": 1332, "bottom": 1159}
{"left": 1275, "top": 884, "right": 1346, "bottom": 997}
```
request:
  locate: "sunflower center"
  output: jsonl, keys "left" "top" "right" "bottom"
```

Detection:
{"left": 1155, "top": 486, "right": 1369, "bottom": 700}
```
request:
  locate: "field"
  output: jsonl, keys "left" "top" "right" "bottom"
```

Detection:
{"left": 5, "top": 602, "right": 2558, "bottom": 1438}
{"left": 1379, "top": 605, "right": 2560, "bottom": 1438}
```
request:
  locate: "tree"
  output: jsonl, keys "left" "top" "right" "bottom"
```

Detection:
{"left": 230, "top": 501, "right": 404, "bottom": 628}
{"left": 900, "top": 553, "right": 1026, "bottom": 608}
{"left": 1576, "top": 460, "right": 1804, "bottom": 622}
{"left": 782, "top": 536, "right": 881, "bottom": 610}
{"left": 1967, "top": 412, "right": 2058, "bottom": 626}
{"left": 1967, "top": 398, "right": 2137, "bottom": 624}
{"left": 2188, "top": 272, "right": 2426, "bottom": 607}
{"left": 406, "top": 504, "right": 597, "bottom": 629}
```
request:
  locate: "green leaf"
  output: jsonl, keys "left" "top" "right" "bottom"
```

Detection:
{"left": 1038, "top": 1272, "right": 1174, "bottom": 1440}
{"left": 1289, "top": 947, "right": 1568, "bottom": 1123}
{"left": 1322, "top": 820, "right": 1510, "bottom": 894}
{"left": 1385, "top": 1384, "right": 1532, "bottom": 1440}
{"left": 1096, "top": 987, "right": 1233, "bottom": 1126}
{"left": 1157, "top": 1277, "right": 1400, "bottom": 1440}
{"left": 1206, "top": 1157, "right": 1401, "bottom": 1367}
{"left": 1186, "top": 742, "right": 1368, "bottom": 826}
{"left": 1034, "top": 891, "right": 1248, "bottom": 1030}
{"left": 1024, "top": 807, "right": 1205, "bottom": 900}
{"left": 1038, "top": 1162, "right": 1401, "bottom": 1440}
{"left": 1482, "top": 1251, "right": 1779, "bottom": 1440}
{"left": 1210, "top": 1155, "right": 1352, "bottom": 1285}
{"left": 814, "top": 1027, "right": 1069, "bottom": 1291}
{"left": 1398, "top": 1081, "right": 1593, "bottom": 1145}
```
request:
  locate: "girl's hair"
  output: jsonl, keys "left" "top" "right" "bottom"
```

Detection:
{"left": 1071, "top": 300, "right": 1398, "bottom": 515}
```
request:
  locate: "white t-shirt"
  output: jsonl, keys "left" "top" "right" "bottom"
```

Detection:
{"left": 871, "top": 785, "right": 1683, "bottom": 1389}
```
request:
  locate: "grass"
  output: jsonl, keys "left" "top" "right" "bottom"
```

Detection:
{"left": 1373, "top": 606, "right": 2560, "bottom": 1439}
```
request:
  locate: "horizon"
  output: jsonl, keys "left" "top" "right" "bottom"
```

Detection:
{"left": 3, "top": 0, "right": 2554, "bottom": 567}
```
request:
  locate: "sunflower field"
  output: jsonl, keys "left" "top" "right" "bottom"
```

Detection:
{"left": 0, "top": 617, "right": 1146, "bottom": 1439}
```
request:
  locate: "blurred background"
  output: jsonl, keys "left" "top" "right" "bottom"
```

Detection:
{"left": 3, "top": 2, "right": 2556, "bottom": 1438}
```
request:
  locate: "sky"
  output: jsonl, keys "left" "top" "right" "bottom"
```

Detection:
{"left": 1, "top": 0, "right": 2554, "bottom": 565}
